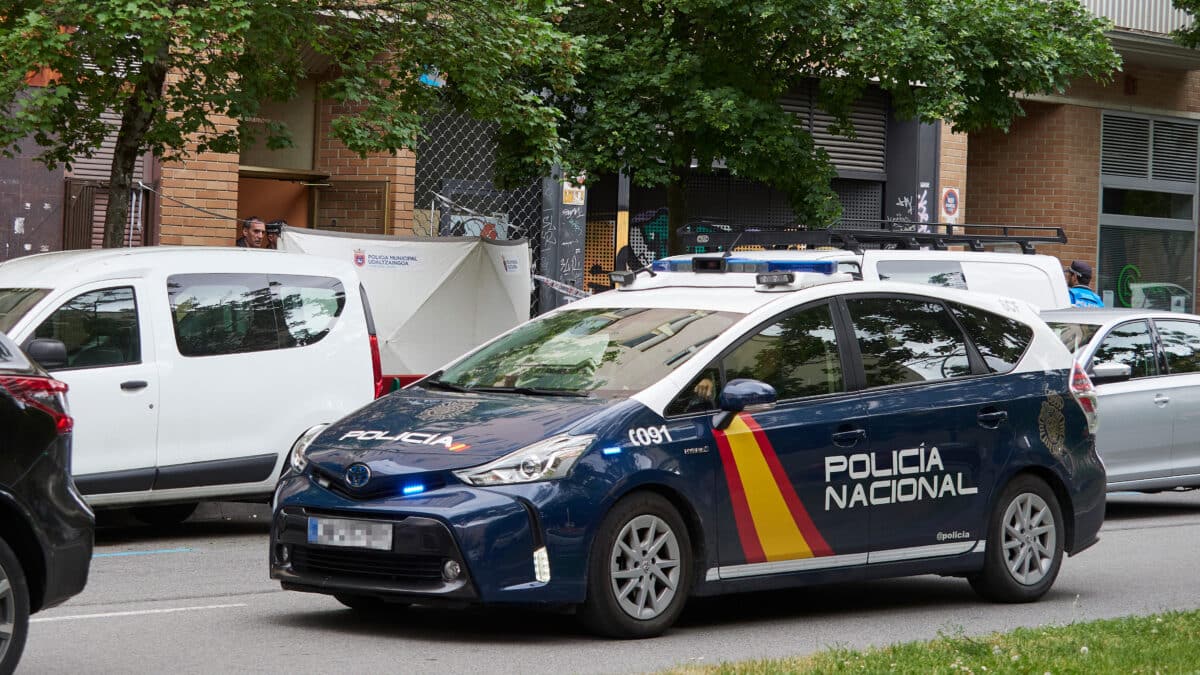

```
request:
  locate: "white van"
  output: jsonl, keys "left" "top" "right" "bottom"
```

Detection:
{"left": 680, "top": 226, "right": 1072, "bottom": 309}
{"left": 818, "top": 249, "right": 1072, "bottom": 309}
{"left": 0, "top": 247, "right": 381, "bottom": 523}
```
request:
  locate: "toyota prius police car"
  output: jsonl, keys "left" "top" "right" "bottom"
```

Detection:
{"left": 270, "top": 252, "right": 1105, "bottom": 638}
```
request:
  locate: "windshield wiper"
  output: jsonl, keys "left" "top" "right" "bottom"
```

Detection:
{"left": 472, "top": 386, "right": 588, "bottom": 398}
{"left": 421, "top": 377, "right": 472, "bottom": 393}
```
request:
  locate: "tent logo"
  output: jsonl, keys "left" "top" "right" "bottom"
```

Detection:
{"left": 353, "top": 249, "right": 366, "bottom": 267}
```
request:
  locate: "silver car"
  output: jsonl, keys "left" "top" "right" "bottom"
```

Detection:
{"left": 1044, "top": 307, "right": 1200, "bottom": 492}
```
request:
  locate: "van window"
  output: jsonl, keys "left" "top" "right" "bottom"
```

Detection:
{"left": 168, "top": 274, "right": 344, "bottom": 357}
{"left": 876, "top": 260, "right": 967, "bottom": 290}
{"left": 32, "top": 287, "right": 141, "bottom": 369}
{"left": 847, "top": 296, "right": 972, "bottom": 386}
{"left": 276, "top": 276, "right": 346, "bottom": 346}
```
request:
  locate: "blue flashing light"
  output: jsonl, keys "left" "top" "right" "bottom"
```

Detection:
{"left": 763, "top": 260, "right": 837, "bottom": 275}
{"left": 402, "top": 484, "right": 426, "bottom": 496}
{"left": 601, "top": 446, "right": 623, "bottom": 456}
{"left": 650, "top": 258, "right": 837, "bottom": 275}
{"left": 650, "top": 259, "right": 691, "bottom": 273}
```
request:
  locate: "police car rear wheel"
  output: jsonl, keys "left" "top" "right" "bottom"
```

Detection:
{"left": 579, "top": 493, "right": 693, "bottom": 639}
{"left": 0, "top": 536, "right": 30, "bottom": 674}
{"left": 969, "top": 475, "right": 1063, "bottom": 602}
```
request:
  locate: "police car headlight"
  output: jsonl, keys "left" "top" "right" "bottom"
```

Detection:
{"left": 453, "top": 434, "right": 595, "bottom": 486}
{"left": 289, "top": 424, "right": 329, "bottom": 474}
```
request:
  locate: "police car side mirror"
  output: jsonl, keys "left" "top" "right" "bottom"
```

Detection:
{"left": 1090, "top": 361, "right": 1132, "bottom": 385}
{"left": 713, "top": 379, "right": 778, "bottom": 430}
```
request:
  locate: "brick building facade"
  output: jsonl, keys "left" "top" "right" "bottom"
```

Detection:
{"left": 964, "top": 3, "right": 1200, "bottom": 310}
{"left": 158, "top": 94, "right": 417, "bottom": 247}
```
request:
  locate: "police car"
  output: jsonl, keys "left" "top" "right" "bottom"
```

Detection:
{"left": 269, "top": 252, "right": 1106, "bottom": 638}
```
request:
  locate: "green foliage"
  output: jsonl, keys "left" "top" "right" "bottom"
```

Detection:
{"left": 658, "top": 609, "right": 1200, "bottom": 674}
{"left": 0, "top": 0, "right": 579, "bottom": 241}
{"left": 1173, "top": 0, "right": 1200, "bottom": 48}
{"left": 558, "top": 0, "right": 1120, "bottom": 237}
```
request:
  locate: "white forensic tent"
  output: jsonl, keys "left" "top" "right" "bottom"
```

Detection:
{"left": 279, "top": 227, "right": 530, "bottom": 375}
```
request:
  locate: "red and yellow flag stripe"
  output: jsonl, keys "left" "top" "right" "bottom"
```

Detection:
{"left": 714, "top": 414, "right": 832, "bottom": 563}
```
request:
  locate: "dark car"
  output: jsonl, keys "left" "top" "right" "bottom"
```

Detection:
{"left": 0, "top": 334, "right": 93, "bottom": 671}
{"left": 271, "top": 254, "right": 1105, "bottom": 638}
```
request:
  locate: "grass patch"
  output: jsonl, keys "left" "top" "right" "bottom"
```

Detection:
{"left": 661, "top": 609, "right": 1200, "bottom": 674}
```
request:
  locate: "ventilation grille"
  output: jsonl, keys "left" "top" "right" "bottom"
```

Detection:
{"left": 1102, "top": 115, "right": 1150, "bottom": 178}
{"left": 1103, "top": 113, "right": 1198, "bottom": 184}
{"left": 1152, "top": 121, "right": 1198, "bottom": 183}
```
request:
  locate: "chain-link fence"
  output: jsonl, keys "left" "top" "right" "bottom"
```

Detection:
{"left": 413, "top": 113, "right": 543, "bottom": 312}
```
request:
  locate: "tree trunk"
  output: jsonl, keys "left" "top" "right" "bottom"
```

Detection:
{"left": 103, "top": 45, "right": 168, "bottom": 248}
{"left": 666, "top": 166, "right": 688, "bottom": 256}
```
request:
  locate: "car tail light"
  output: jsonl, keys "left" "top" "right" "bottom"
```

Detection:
{"left": 369, "top": 334, "right": 385, "bottom": 399}
{"left": 1, "top": 375, "right": 73, "bottom": 434}
{"left": 1069, "top": 361, "right": 1098, "bottom": 434}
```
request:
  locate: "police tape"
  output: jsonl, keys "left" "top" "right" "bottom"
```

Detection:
{"left": 532, "top": 274, "right": 591, "bottom": 300}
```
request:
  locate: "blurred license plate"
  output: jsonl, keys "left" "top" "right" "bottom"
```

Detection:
{"left": 307, "top": 517, "right": 393, "bottom": 551}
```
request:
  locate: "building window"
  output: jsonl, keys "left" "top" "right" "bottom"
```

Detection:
{"left": 1099, "top": 113, "right": 1198, "bottom": 311}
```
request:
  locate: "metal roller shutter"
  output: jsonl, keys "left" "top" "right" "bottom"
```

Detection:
{"left": 783, "top": 82, "right": 888, "bottom": 177}
{"left": 67, "top": 111, "right": 146, "bottom": 182}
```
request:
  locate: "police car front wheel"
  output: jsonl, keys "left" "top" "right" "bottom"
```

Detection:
{"left": 579, "top": 492, "right": 693, "bottom": 638}
{"left": 969, "top": 475, "right": 1064, "bottom": 603}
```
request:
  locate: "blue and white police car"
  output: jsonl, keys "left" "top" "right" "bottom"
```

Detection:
{"left": 269, "top": 253, "right": 1105, "bottom": 638}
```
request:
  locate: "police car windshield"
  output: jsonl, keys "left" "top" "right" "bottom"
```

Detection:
{"left": 434, "top": 307, "right": 744, "bottom": 397}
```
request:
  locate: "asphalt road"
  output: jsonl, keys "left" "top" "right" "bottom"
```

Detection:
{"left": 20, "top": 491, "right": 1200, "bottom": 674}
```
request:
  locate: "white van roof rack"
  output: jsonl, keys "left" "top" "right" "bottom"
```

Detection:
{"left": 677, "top": 219, "right": 1067, "bottom": 255}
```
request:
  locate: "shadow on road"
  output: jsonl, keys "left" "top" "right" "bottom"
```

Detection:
{"left": 270, "top": 575, "right": 1089, "bottom": 642}
{"left": 274, "top": 602, "right": 583, "bottom": 644}
{"left": 94, "top": 501, "right": 271, "bottom": 545}
{"left": 1103, "top": 491, "right": 1200, "bottom": 522}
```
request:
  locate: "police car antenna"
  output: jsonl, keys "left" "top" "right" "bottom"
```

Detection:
{"left": 722, "top": 230, "right": 746, "bottom": 257}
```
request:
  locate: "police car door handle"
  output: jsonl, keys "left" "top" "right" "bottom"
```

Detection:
{"left": 120, "top": 380, "right": 148, "bottom": 391}
{"left": 831, "top": 428, "right": 866, "bottom": 447}
{"left": 1154, "top": 394, "right": 1170, "bottom": 406}
{"left": 977, "top": 408, "right": 1008, "bottom": 428}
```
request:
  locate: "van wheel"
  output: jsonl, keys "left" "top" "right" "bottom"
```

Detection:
{"left": 579, "top": 493, "right": 692, "bottom": 639}
{"left": 0, "top": 536, "right": 30, "bottom": 674}
{"left": 131, "top": 502, "right": 199, "bottom": 527}
{"left": 969, "top": 475, "right": 1064, "bottom": 602}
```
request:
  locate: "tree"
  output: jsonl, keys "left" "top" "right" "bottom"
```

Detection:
{"left": 1173, "top": 0, "right": 1200, "bottom": 48}
{"left": 556, "top": 0, "right": 1121, "bottom": 254}
{"left": 0, "top": 0, "right": 578, "bottom": 247}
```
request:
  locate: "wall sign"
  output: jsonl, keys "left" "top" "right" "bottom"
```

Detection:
{"left": 940, "top": 187, "right": 960, "bottom": 224}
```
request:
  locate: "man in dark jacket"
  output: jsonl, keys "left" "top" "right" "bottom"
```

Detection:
{"left": 236, "top": 217, "right": 266, "bottom": 248}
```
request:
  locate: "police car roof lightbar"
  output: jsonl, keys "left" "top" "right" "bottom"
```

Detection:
{"left": 677, "top": 219, "right": 1067, "bottom": 255}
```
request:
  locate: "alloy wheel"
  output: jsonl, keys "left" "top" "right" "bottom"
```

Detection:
{"left": 608, "top": 514, "right": 682, "bottom": 620}
{"left": 0, "top": 562, "right": 12, "bottom": 661}
{"left": 1000, "top": 492, "right": 1058, "bottom": 586}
